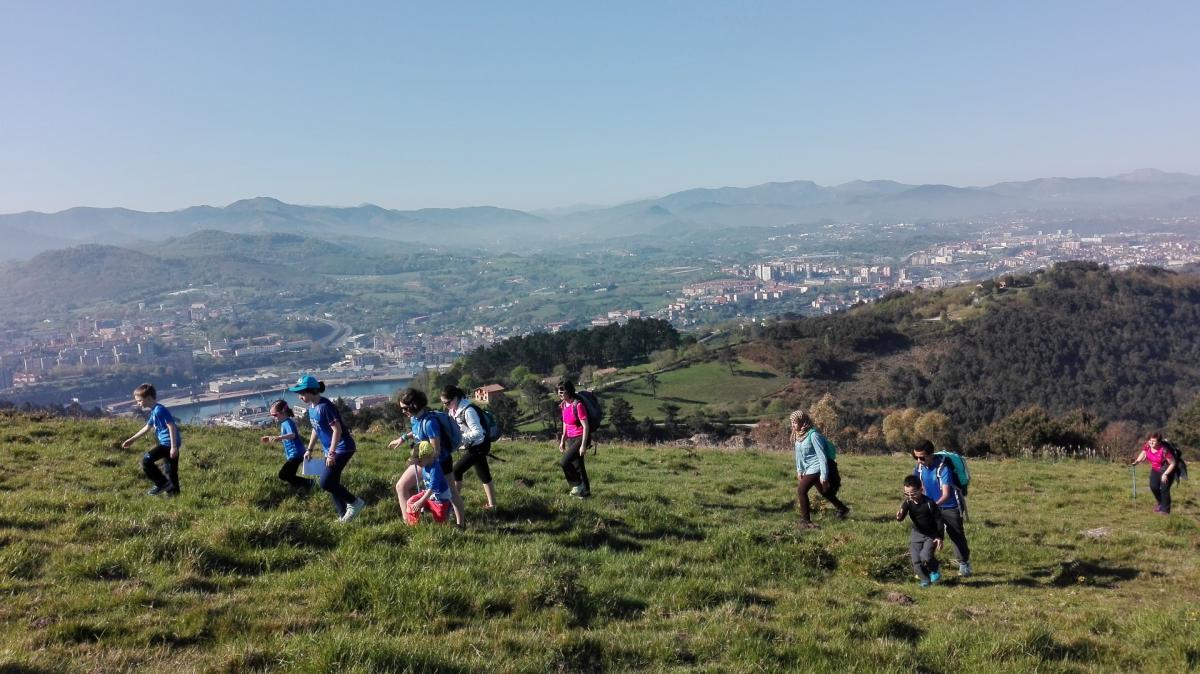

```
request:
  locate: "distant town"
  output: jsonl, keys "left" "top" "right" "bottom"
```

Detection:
{"left": 3, "top": 218, "right": 1199, "bottom": 424}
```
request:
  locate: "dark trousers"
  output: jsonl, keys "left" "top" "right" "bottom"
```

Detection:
{"left": 941, "top": 506, "right": 970, "bottom": 563}
{"left": 142, "top": 444, "right": 180, "bottom": 491}
{"left": 319, "top": 452, "right": 357, "bottom": 517}
{"left": 1150, "top": 469, "right": 1176, "bottom": 513}
{"left": 797, "top": 461, "right": 847, "bottom": 522}
{"left": 909, "top": 534, "right": 940, "bottom": 582}
{"left": 454, "top": 447, "right": 493, "bottom": 484}
{"left": 561, "top": 436, "right": 590, "bottom": 492}
{"left": 278, "top": 458, "right": 313, "bottom": 488}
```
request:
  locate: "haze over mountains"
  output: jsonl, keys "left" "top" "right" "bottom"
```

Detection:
{"left": 3, "top": 169, "right": 1199, "bottom": 261}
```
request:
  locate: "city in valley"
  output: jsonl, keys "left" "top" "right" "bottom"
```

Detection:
{"left": 3, "top": 214, "right": 1198, "bottom": 424}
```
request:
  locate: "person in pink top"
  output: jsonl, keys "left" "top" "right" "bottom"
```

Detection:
{"left": 1130, "top": 432, "right": 1179, "bottom": 514}
{"left": 557, "top": 380, "right": 591, "bottom": 498}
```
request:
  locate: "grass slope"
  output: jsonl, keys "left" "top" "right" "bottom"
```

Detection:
{"left": 1, "top": 414, "right": 1198, "bottom": 673}
{"left": 604, "top": 358, "right": 787, "bottom": 419}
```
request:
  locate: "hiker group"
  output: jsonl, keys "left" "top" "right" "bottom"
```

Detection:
{"left": 123, "top": 375, "right": 1186, "bottom": 588}
{"left": 123, "top": 375, "right": 600, "bottom": 528}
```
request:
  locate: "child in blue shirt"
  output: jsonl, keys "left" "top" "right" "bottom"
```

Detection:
{"left": 260, "top": 399, "right": 313, "bottom": 490}
{"left": 405, "top": 441, "right": 453, "bottom": 525}
{"left": 121, "top": 383, "right": 182, "bottom": 497}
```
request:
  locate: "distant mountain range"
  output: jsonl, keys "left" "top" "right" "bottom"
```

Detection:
{"left": 3, "top": 169, "right": 1199, "bottom": 260}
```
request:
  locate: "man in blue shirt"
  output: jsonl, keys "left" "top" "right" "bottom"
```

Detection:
{"left": 913, "top": 441, "right": 971, "bottom": 576}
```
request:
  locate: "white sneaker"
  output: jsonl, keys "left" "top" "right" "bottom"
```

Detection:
{"left": 340, "top": 497, "right": 366, "bottom": 523}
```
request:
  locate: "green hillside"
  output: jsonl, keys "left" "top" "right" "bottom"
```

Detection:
{"left": 603, "top": 357, "right": 787, "bottom": 419}
{"left": 738, "top": 262, "right": 1200, "bottom": 451}
{"left": 2, "top": 413, "right": 1198, "bottom": 672}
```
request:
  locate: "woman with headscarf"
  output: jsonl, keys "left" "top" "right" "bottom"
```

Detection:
{"left": 790, "top": 410, "right": 850, "bottom": 529}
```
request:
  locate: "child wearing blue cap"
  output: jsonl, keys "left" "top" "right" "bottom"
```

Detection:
{"left": 289, "top": 375, "right": 365, "bottom": 523}
{"left": 121, "top": 383, "right": 182, "bottom": 497}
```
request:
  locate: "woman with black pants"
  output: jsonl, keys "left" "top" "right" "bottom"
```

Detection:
{"left": 557, "top": 380, "right": 591, "bottom": 498}
{"left": 442, "top": 385, "right": 497, "bottom": 510}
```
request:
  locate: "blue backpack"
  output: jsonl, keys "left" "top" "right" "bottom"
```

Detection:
{"left": 428, "top": 410, "right": 462, "bottom": 453}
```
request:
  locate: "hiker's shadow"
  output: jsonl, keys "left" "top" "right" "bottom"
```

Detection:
{"left": 493, "top": 499, "right": 572, "bottom": 536}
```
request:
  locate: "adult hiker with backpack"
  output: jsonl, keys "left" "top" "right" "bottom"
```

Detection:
{"left": 1130, "top": 432, "right": 1183, "bottom": 515}
{"left": 388, "top": 388, "right": 466, "bottom": 527}
{"left": 790, "top": 410, "right": 850, "bottom": 529}
{"left": 912, "top": 440, "right": 972, "bottom": 576}
{"left": 441, "top": 385, "right": 499, "bottom": 511}
{"left": 557, "top": 380, "right": 594, "bottom": 498}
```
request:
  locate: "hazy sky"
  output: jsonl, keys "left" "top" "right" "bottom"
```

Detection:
{"left": 2, "top": 1, "right": 1198, "bottom": 213}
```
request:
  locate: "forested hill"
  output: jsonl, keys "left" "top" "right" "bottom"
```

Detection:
{"left": 741, "top": 262, "right": 1200, "bottom": 447}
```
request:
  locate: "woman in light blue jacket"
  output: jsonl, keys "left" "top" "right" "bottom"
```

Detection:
{"left": 791, "top": 410, "right": 849, "bottom": 529}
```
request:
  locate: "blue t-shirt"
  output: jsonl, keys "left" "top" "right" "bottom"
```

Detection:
{"left": 279, "top": 418, "right": 304, "bottom": 461}
{"left": 419, "top": 462, "right": 452, "bottom": 501}
{"left": 310, "top": 398, "right": 355, "bottom": 455}
{"left": 916, "top": 459, "right": 960, "bottom": 509}
{"left": 148, "top": 403, "right": 180, "bottom": 447}
{"left": 411, "top": 411, "right": 450, "bottom": 459}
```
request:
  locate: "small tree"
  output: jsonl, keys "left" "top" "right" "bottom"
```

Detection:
{"left": 913, "top": 411, "right": 953, "bottom": 448}
{"left": 643, "top": 372, "right": 659, "bottom": 396}
{"left": 751, "top": 417, "right": 789, "bottom": 450}
{"left": 659, "top": 403, "right": 681, "bottom": 432}
{"left": 1097, "top": 420, "right": 1143, "bottom": 461}
{"left": 808, "top": 393, "right": 841, "bottom": 438}
{"left": 686, "top": 409, "right": 709, "bottom": 435}
{"left": 882, "top": 408, "right": 922, "bottom": 451}
{"left": 488, "top": 393, "right": 520, "bottom": 436}
{"left": 1167, "top": 395, "right": 1200, "bottom": 450}
{"left": 608, "top": 397, "right": 637, "bottom": 439}
{"left": 717, "top": 348, "right": 737, "bottom": 375}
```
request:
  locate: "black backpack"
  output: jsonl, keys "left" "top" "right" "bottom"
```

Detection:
{"left": 1163, "top": 440, "right": 1189, "bottom": 483}
{"left": 575, "top": 390, "right": 603, "bottom": 429}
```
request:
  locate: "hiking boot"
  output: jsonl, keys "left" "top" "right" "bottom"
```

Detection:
{"left": 835, "top": 507, "right": 850, "bottom": 519}
{"left": 340, "top": 497, "right": 366, "bottom": 523}
{"left": 1153, "top": 504, "right": 1163, "bottom": 512}
{"left": 929, "top": 571, "right": 941, "bottom": 584}
{"left": 147, "top": 484, "right": 168, "bottom": 496}
{"left": 919, "top": 580, "right": 931, "bottom": 588}
{"left": 575, "top": 489, "right": 591, "bottom": 498}
{"left": 959, "top": 561, "right": 973, "bottom": 577}
{"left": 568, "top": 486, "right": 582, "bottom": 497}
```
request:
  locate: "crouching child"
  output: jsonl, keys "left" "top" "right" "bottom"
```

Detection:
{"left": 896, "top": 474, "right": 943, "bottom": 587}
{"left": 405, "top": 442, "right": 453, "bottom": 526}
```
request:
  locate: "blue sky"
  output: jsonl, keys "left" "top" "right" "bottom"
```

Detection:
{"left": 1, "top": 1, "right": 1197, "bottom": 213}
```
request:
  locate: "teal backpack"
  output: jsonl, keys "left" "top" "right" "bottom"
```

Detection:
{"left": 935, "top": 451, "right": 971, "bottom": 496}
{"left": 805, "top": 429, "right": 837, "bottom": 462}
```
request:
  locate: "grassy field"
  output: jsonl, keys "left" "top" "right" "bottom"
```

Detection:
{"left": 1, "top": 413, "right": 1199, "bottom": 673}
{"left": 603, "top": 358, "right": 788, "bottom": 419}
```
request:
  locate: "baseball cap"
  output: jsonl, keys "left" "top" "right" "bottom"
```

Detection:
{"left": 287, "top": 374, "right": 320, "bottom": 392}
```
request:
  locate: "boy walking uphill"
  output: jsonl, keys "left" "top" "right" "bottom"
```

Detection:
{"left": 121, "top": 383, "right": 182, "bottom": 497}
{"left": 896, "top": 475, "right": 944, "bottom": 587}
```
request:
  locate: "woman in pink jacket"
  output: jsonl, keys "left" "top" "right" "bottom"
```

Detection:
{"left": 1130, "top": 432, "right": 1179, "bottom": 514}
